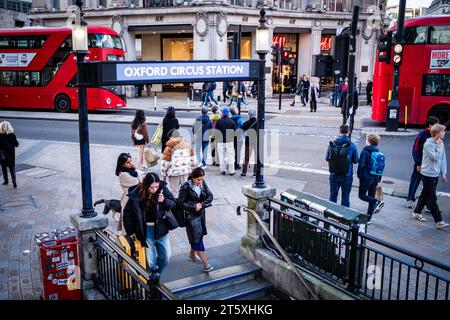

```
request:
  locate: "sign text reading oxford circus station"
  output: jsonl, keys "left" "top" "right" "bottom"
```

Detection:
{"left": 117, "top": 61, "right": 250, "bottom": 81}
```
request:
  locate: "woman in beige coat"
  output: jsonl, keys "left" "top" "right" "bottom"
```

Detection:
{"left": 115, "top": 152, "right": 143, "bottom": 233}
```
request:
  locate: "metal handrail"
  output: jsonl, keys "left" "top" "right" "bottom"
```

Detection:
{"left": 237, "top": 205, "right": 320, "bottom": 300}
{"left": 360, "top": 232, "right": 450, "bottom": 274}
{"left": 95, "top": 230, "right": 178, "bottom": 300}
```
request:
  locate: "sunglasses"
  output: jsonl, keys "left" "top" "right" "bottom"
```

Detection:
{"left": 120, "top": 153, "right": 131, "bottom": 160}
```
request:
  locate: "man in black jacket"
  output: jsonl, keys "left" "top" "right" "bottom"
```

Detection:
{"left": 214, "top": 107, "right": 237, "bottom": 175}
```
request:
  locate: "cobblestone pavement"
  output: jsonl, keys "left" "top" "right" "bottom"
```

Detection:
{"left": 0, "top": 137, "right": 448, "bottom": 300}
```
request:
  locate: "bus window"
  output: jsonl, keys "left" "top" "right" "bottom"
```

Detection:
{"left": 423, "top": 74, "right": 450, "bottom": 97}
{"left": 404, "top": 26, "right": 427, "bottom": 44}
{"left": 0, "top": 71, "right": 18, "bottom": 86}
{"left": 112, "top": 36, "right": 123, "bottom": 50}
{"left": 430, "top": 26, "right": 450, "bottom": 44}
{"left": 0, "top": 37, "right": 8, "bottom": 49}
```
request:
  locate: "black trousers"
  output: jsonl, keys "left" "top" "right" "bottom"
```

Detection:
{"left": 1, "top": 162, "right": 16, "bottom": 183}
{"left": 414, "top": 175, "right": 443, "bottom": 223}
{"left": 242, "top": 140, "right": 256, "bottom": 175}
{"left": 310, "top": 99, "right": 317, "bottom": 112}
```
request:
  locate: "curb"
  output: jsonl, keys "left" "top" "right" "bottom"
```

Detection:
{"left": 360, "top": 127, "right": 418, "bottom": 137}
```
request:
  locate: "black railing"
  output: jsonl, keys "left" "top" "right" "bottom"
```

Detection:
{"left": 93, "top": 230, "right": 177, "bottom": 300}
{"left": 265, "top": 197, "right": 450, "bottom": 300}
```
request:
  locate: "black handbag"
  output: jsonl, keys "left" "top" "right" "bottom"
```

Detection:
{"left": 0, "top": 150, "right": 4, "bottom": 162}
{"left": 162, "top": 208, "right": 179, "bottom": 231}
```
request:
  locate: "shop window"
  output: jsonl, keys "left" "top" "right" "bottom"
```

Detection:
{"left": 162, "top": 38, "right": 193, "bottom": 60}
{"left": 423, "top": 74, "right": 450, "bottom": 97}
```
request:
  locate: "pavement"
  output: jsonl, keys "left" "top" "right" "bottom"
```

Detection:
{"left": 0, "top": 136, "right": 449, "bottom": 300}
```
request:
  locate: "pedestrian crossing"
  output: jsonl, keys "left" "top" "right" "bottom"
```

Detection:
{"left": 16, "top": 166, "right": 59, "bottom": 179}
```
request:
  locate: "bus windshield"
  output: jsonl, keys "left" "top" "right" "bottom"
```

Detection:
{"left": 88, "top": 34, "right": 123, "bottom": 50}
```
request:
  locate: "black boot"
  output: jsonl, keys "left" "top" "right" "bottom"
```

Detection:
{"left": 2, "top": 180, "right": 7, "bottom": 185}
{"left": 12, "top": 181, "right": 17, "bottom": 188}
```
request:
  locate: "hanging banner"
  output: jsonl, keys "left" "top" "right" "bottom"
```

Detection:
{"left": 0, "top": 53, "right": 36, "bottom": 67}
{"left": 430, "top": 50, "right": 450, "bottom": 69}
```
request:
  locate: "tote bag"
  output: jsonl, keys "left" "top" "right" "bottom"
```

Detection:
{"left": 150, "top": 122, "right": 163, "bottom": 145}
{"left": 143, "top": 147, "right": 160, "bottom": 167}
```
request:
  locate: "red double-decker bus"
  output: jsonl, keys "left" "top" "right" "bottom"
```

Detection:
{"left": 372, "top": 16, "right": 450, "bottom": 126}
{"left": 0, "top": 26, "right": 126, "bottom": 112}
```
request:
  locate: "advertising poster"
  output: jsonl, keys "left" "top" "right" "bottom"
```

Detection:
{"left": 0, "top": 53, "right": 36, "bottom": 67}
{"left": 430, "top": 50, "right": 450, "bottom": 69}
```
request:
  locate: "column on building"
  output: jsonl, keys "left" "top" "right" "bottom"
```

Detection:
{"left": 297, "top": 26, "right": 322, "bottom": 80}
{"left": 141, "top": 33, "right": 162, "bottom": 93}
{"left": 122, "top": 27, "right": 138, "bottom": 98}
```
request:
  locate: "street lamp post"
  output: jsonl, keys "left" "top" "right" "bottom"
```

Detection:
{"left": 72, "top": 0, "right": 97, "bottom": 218}
{"left": 253, "top": 8, "right": 270, "bottom": 189}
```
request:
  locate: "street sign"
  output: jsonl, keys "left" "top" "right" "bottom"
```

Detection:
{"left": 78, "top": 60, "right": 265, "bottom": 86}
{"left": 393, "top": 55, "right": 401, "bottom": 64}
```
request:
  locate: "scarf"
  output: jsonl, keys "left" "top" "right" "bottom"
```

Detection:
{"left": 121, "top": 167, "right": 138, "bottom": 178}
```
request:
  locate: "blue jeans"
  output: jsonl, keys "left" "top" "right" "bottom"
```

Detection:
{"left": 204, "top": 92, "right": 218, "bottom": 106}
{"left": 407, "top": 164, "right": 421, "bottom": 201}
{"left": 329, "top": 174, "right": 353, "bottom": 208}
{"left": 145, "top": 225, "right": 171, "bottom": 274}
{"left": 358, "top": 177, "right": 379, "bottom": 216}
{"left": 195, "top": 141, "right": 210, "bottom": 166}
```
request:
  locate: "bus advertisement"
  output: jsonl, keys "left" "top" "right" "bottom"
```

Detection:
{"left": 372, "top": 16, "right": 450, "bottom": 127}
{"left": 0, "top": 26, "right": 127, "bottom": 112}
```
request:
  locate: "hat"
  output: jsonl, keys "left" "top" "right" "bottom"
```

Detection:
{"left": 248, "top": 109, "right": 256, "bottom": 118}
{"left": 221, "top": 107, "right": 230, "bottom": 116}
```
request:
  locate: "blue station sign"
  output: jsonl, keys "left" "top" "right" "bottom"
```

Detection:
{"left": 78, "top": 60, "right": 265, "bottom": 86}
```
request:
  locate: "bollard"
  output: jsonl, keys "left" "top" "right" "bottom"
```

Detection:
{"left": 187, "top": 97, "right": 190, "bottom": 112}
{"left": 154, "top": 95, "right": 157, "bottom": 111}
{"left": 404, "top": 105, "right": 408, "bottom": 132}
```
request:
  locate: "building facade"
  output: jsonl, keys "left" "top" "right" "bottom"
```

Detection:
{"left": 0, "top": 0, "right": 31, "bottom": 28}
{"left": 426, "top": 0, "right": 450, "bottom": 15}
{"left": 28, "top": 0, "right": 384, "bottom": 96}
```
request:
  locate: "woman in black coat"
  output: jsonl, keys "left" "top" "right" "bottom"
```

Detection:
{"left": 123, "top": 172, "right": 176, "bottom": 274}
{"left": 0, "top": 121, "right": 19, "bottom": 188}
{"left": 177, "top": 167, "right": 214, "bottom": 272}
{"left": 161, "top": 106, "right": 180, "bottom": 153}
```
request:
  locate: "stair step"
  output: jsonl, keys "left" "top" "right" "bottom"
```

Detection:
{"left": 165, "top": 262, "right": 262, "bottom": 299}
{"left": 187, "top": 278, "right": 272, "bottom": 300}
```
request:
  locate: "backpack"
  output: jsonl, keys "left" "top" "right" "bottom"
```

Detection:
{"left": 211, "top": 82, "right": 216, "bottom": 90}
{"left": 368, "top": 151, "right": 385, "bottom": 176}
{"left": 328, "top": 141, "right": 351, "bottom": 175}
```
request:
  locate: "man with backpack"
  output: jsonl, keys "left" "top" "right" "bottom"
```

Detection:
{"left": 192, "top": 107, "right": 212, "bottom": 169}
{"left": 203, "top": 82, "right": 218, "bottom": 107}
{"left": 357, "top": 134, "right": 385, "bottom": 222}
{"left": 326, "top": 124, "right": 359, "bottom": 207}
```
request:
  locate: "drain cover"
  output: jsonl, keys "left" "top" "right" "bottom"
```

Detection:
{"left": 16, "top": 164, "right": 59, "bottom": 179}
{"left": 0, "top": 195, "right": 37, "bottom": 210}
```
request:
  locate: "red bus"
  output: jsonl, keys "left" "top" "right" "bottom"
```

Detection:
{"left": 372, "top": 16, "right": 450, "bottom": 126}
{"left": 0, "top": 26, "right": 126, "bottom": 112}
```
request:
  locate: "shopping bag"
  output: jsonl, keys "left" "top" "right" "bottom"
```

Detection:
{"left": 143, "top": 147, "right": 160, "bottom": 167}
{"left": 375, "top": 185, "right": 383, "bottom": 201}
{"left": 150, "top": 122, "right": 163, "bottom": 145}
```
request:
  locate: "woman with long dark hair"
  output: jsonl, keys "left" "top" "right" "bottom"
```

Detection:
{"left": 161, "top": 106, "right": 180, "bottom": 153}
{"left": 0, "top": 121, "right": 19, "bottom": 188}
{"left": 123, "top": 172, "right": 176, "bottom": 274}
{"left": 131, "top": 110, "right": 149, "bottom": 170}
{"left": 115, "top": 153, "right": 142, "bottom": 232}
{"left": 178, "top": 167, "right": 214, "bottom": 272}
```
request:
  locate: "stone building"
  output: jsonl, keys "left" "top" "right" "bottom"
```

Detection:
{"left": 0, "top": 0, "right": 31, "bottom": 28}
{"left": 28, "top": 0, "right": 385, "bottom": 96}
{"left": 426, "top": 0, "right": 450, "bottom": 15}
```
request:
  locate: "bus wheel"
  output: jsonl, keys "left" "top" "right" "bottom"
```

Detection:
{"left": 429, "top": 105, "right": 450, "bottom": 128}
{"left": 54, "top": 95, "right": 71, "bottom": 113}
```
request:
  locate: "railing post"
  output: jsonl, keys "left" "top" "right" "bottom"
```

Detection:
{"left": 347, "top": 219, "right": 360, "bottom": 292}
{"left": 241, "top": 185, "right": 276, "bottom": 261}
{"left": 70, "top": 214, "right": 108, "bottom": 295}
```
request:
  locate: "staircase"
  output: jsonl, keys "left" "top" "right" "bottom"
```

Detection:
{"left": 164, "top": 262, "right": 283, "bottom": 300}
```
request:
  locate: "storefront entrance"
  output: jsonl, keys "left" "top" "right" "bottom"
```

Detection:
{"left": 161, "top": 35, "right": 193, "bottom": 92}
{"left": 272, "top": 34, "right": 298, "bottom": 95}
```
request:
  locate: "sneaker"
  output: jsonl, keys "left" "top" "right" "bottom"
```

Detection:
{"left": 405, "top": 200, "right": 414, "bottom": 208}
{"left": 373, "top": 201, "right": 384, "bottom": 215}
{"left": 289, "top": 103, "right": 294, "bottom": 107}
{"left": 201, "top": 165, "right": 207, "bottom": 170}
{"left": 412, "top": 212, "right": 427, "bottom": 222}
{"left": 189, "top": 255, "right": 202, "bottom": 263}
{"left": 204, "top": 264, "right": 214, "bottom": 272}
{"left": 436, "top": 221, "right": 449, "bottom": 229}
{"left": 240, "top": 173, "right": 246, "bottom": 177}
{"left": 229, "top": 172, "right": 235, "bottom": 176}
{"left": 221, "top": 171, "right": 226, "bottom": 175}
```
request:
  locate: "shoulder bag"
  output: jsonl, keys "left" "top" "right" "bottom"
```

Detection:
{"left": 150, "top": 122, "right": 163, "bottom": 145}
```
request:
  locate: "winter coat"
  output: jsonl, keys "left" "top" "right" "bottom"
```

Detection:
{"left": 309, "top": 85, "right": 320, "bottom": 102}
{"left": 118, "top": 171, "right": 143, "bottom": 222}
{"left": 421, "top": 137, "right": 447, "bottom": 178}
{"left": 326, "top": 135, "right": 359, "bottom": 177}
{"left": 230, "top": 114, "right": 245, "bottom": 142}
{"left": 192, "top": 114, "right": 212, "bottom": 141}
{"left": 242, "top": 117, "right": 257, "bottom": 145}
{"left": 161, "top": 116, "right": 180, "bottom": 153}
{"left": 357, "top": 145, "right": 382, "bottom": 182}
{"left": 131, "top": 121, "right": 149, "bottom": 144}
{"left": 215, "top": 117, "right": 236, "bottom": 143}
{"left": 160, "top": 137, "right": 196, "bottom": 178}
{"left": 177, "top": 180, "right": 213, "bottom": 243}
{"left": 0, "top": 133, "right": 19, "bottom": 167}
{"left": 412, "top": 128, "right": 431, "bottom": 166}
{"left": 123, "top": 181, "right": 176, "bottom": 247}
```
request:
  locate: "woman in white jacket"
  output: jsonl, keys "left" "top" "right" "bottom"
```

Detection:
{"left": 115, "top": 153, "right": 143, "bottom": 233}
{"left": 160, "top": 129, "right": 196, "bottom": 196}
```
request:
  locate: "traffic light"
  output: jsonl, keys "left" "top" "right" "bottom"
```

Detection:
{"left": 333, "top": 36, "right": 349, "bottom": 77}
{"left": 281, "top": 48, "right": 290, "bottom": 65}
{"left": 271, "top": 44, "right": 279, "bottom": 64}
{"left": 378, "top": 32, "right": 392, "bottom": 63}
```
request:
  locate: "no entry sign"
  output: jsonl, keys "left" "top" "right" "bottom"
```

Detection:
{"left": 78, "top": 60, "right": 265, "bottom": 86}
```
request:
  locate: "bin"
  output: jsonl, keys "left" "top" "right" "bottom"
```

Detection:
{"left": 34, "top": 226, "right": 81, "bottom": 300}
{"left": 279, "top": 189, "right": 367, "bottom": 284}
{"left": 192, "top": 89, "right": 202, "bottom": 101}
